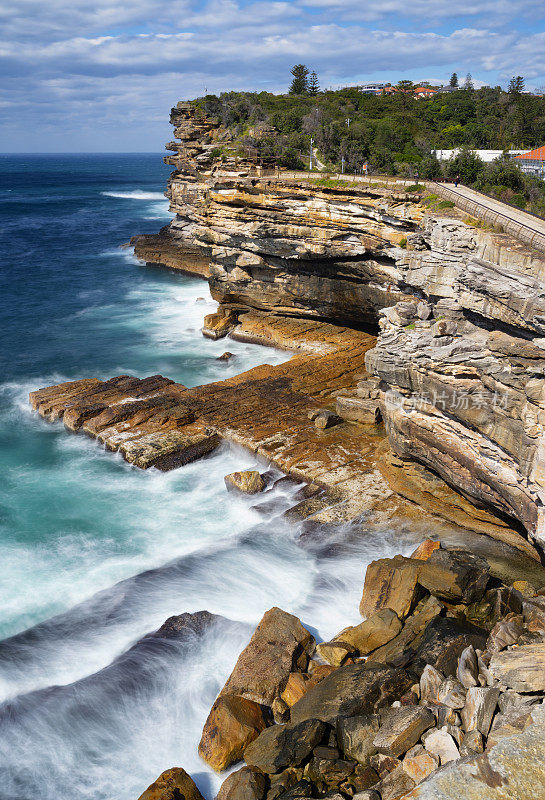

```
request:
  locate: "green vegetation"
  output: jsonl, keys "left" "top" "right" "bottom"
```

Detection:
{"left": 193, "top": 72, "right": 545, "bottom": 215}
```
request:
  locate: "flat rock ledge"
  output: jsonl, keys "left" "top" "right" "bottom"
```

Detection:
{"left": 28, "top": 313, "right": 532, "bottom": 550}
{"left": 139, "top": 541, "right": 545, "bottom": 800}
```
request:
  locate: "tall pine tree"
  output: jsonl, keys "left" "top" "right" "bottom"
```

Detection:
{"left": 289, "top": 64, "right": 309, "bottom": 94}
{"left": 308, "top": 71, "right": 320, "bottom": 95}
{"left": 449, "top": 72, "right": 459, "bottom": 88}
{"left": 464, "top": 73, "right": 474, "bottom": 90}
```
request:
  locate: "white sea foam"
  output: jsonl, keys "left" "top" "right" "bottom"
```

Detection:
{"left": 101, "top": 191, "right": 167, "bottom": 200}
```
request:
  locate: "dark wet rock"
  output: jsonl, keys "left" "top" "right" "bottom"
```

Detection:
{"left": 464, "top": 587, "right": 523, "bottom": 631}
{"left": 216, "top": 352, "right": 235, "bottom": 361}
{"left": 153, "top": 610, "right": 219, "bottom": 639}
{"left": 370, "top": 596, "right": 443, "bottom": 667}
{"left": 138, "top": 767, "right": 205, "bottom": 800}
{"left": 336, "top": 714, "right": 380, "bottom": 765}
{"left": 215, "top": 767, "right": 268, "bottom": 800}
{"left": 413, "top": 616, "right": 487, "bottom": 676}
{"left": 306, "top": 755, "right": 354, "bottom": 785}
{"left": 289, "top": 663, "right": 414, "bottom": 725}
{"left": 417, "top": 549, "right": 489, "bottom": 604}
{"left": 244, "top": 718, "right": 326, "bottom": 774}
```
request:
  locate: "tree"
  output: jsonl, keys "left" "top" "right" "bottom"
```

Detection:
{"left": 464, "top": 73, "right": 474, "bottom": 91}
{"left": 508, "top": 76, "right": 525, "bottom": 95}
{"left": 396, "top": 79, "right": 414, "bottom": 93}
{"left": 308, "top": 71, "right": 320, "bottom": 95}
{"left": 449, "top": 72, "right": 459, "bottom": 88}
{"left": 289, "top": 64, "right": 309, "bottom": 95}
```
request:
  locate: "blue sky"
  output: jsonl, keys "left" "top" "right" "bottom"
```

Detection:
{"left": 1, "top": 0, "right": 545, "bottom": 151}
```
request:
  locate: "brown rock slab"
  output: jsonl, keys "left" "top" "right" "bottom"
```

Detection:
{"left": 198, "top": 695, "right": 267, "bottom": 772}
{"left": 489, "top": 642, "right": 545, "bottom": 692}
{"left": 289, "top": 663, "right": 414, "bottom": 725}
{"left": 243, "top": 718, "right": 326, "bottom": 774}
{"left": 335, "top": 608, "right": 402, "bottom": 656}
{"left": 370, "top": 596, "right": 443, "bottom": 666}
{"left": 203, "top": 309, "right": 237, "bottom": 339}
{"left": 224, "top": 470, "right": 266, "bottom": 494}
{"left": 336, "top": 396, "right": 382, "bottom": 424}
{"left": 221, "top": 607, "right": 315, "bottom": 706}
{"left": 359, "top": 556, "right": 422, "bottom": 621}
{"left": 280, "top": 672, "right": 317, "bottom": 707}
{"left": 137, "top": 767, "right": 204, "bottom": 800}
{"left": 373, "top": 706, "right": 435, "bottom": 758}
{"left": 120, "top": 429, "right": 220, "bottom": 470}
{"left": 316, "top": 640, "right": 355, "bottom": 667}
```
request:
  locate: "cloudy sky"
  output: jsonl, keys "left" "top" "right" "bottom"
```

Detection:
{"left": 1, "top": 0, "right": 545, "bottom": 151}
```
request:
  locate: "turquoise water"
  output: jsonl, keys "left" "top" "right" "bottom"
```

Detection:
{"left": 0, "top": 154, "right": 406, "bottom": 800}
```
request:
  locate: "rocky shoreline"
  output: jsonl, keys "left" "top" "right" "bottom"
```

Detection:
{"left": 139, "top": 538, "right": 545, "bottom": 800}
{"left": 27, "top": 101, "right": 545, "bottom": 798}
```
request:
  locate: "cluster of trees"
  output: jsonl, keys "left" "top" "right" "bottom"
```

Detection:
{"left": 289, "top": 65, "right": 320, "bottom": 96}
{"left": 194, "top": 73, "right": 545, "bottom": 214}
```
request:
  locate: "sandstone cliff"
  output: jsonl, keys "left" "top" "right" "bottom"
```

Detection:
{"left": 132, "top": 103, "right": 545, "bottom": 548}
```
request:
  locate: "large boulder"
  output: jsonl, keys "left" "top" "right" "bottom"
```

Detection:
{"left": 137, "top": 768, "right": 204, "bottom": 800}
{"left": 489, "top": 642, "right": 545, "bottom": 692}
{"left": 215, "top": 767, "right": 267, "bottom": 800}
{"left": 221, "top": 607, "right": 315, "bottom": 706}
{"left": 417, "top": 549, "right": 489, "bottom": 604}
{"left": 373, "top": 706, "right": 435, "bottom": 759}
{"left": 334, "top": 609, "right": 403, "bottom": 656}
{"left": 360, "top": 557, "right": 422, "bottom": 620}
{"left": 224, "top": 470, "right": 266, "bottom": 494}
{"left": 243, "top": 718, "right": 326, "bottom": 774}
{"left": 336, "top": 714, "right": 380, "bottom": 765}
{"left": 198, "top": 695, "right": 268, "bottom": 772}
{"left": 370, "top": 596, "right": 443, "bottom": 666}
{"left": 289, "top": 663, "right": 414, "bottom": 725}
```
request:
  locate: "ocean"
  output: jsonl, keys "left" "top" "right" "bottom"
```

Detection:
{"left": 0, "top": 154, "right": 406, "bottom": 799}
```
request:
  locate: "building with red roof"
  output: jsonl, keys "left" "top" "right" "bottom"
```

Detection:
{"left": 514, "top": 146, "right": 545, "bottom": 178}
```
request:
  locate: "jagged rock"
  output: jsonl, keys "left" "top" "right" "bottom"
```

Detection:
{"left": 198, "top": 695, "right": 268, "bottom": 772}
{"left": 460, "top": 687, "right": 500, "bottom": 736}
{"left": 203, "top": 308, "right": 237, "bottom": 339}
{"left": 459, "top": 729, "right": 483, "bottom": 757}
{"left": 224, "top": 470, "right": 266, "bottom": 494}
{"left": 374, "top": 764, "right": 416, "bottom": 800}
{"left": 138, "top": 768, "right": 204, "bottom": 800}
{"left": 373, "top": 706, "right": 435, "bottom": 758}
{"left": 333, "top": 609, "right": 402, "bottom": 656}
{"left": 216, "top": 351, "right": 234, "bottom": 361}
{"left": 244, "top": 718, "right": 326, "bottom": 773}
{"left": 419, "top": 665, "right": 445, "bottom": 704}
{"left": 404, "top": 704, "right": 545, "bottom": 799}
{"left": 431, "top": 705, "right": 460, "bottom": 728}
{"left": 369, "top": 753, "right": 402, "bottom": 778}
{"left": 417, "top": 549, "right": 489, "bottom": 604}
{"left": 402, "top": 745, "right": 439, "bottom": 784}
{"left": 488, "top": 642, "right": 545, "bottom": 691}
{"left": 289, "top": 663, "right": 414, "bottom": 725}
{"left": 272, "top": 697, "right": 290, "bottom": 723}
{"left": 359, "top": 556, "right": 422, "bottom": 621}
{"left": 336, "top": 715, "right": 380, "bottom": 765}
{"left": 345, "top": 765, "right": 381, "bottom": 794}
{"left": 436, "top": 677, "right": 466, "bottom": 709}
{"left": 486, "top": 613, "right": 525, "bottom": 653}
{"left": 413, "top": 616, "right": 488, "bottom": 676}
{"left": 220, "top": 607, "right": 315, "bottom": 706}
{"left": 456, "top": 645, "right": 479, "bottom": 688}
{"left": 215, "top": 767, "right": 268, "bottom": 800}
{"left": 422, "top": 728, "right": 460, "bottom": 764}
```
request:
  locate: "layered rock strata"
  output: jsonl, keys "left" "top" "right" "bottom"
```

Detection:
{"left": 138, "top": 103, "right": 545, "bottom": 546}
